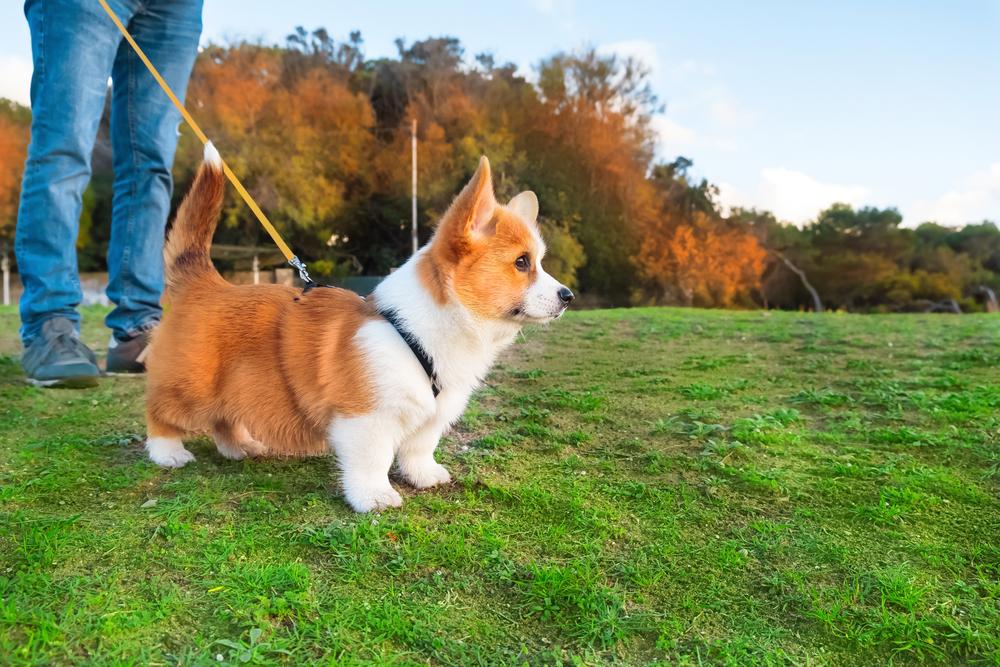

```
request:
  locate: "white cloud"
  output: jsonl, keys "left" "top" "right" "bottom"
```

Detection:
{"left": 650, "top": 116, "right": 739, "bottom": 156}
{"left": 710, "top": 138, "right": 739, "bottom": 152}
{"left": 672, "top": 59, "right": 717, "bottom": 78}
{"left": 759, "top": 168, "right": 869, "bottom": 222}
{"left": 715, "top": 181, "right": 743, "bottom": 215}
{"left": 652, "top": 115, "right": 696, "bottom": 149}
{"left": 528, "top": 0, "right": 577, "bottom": 32}
{"left": 718, "top": 168, "right": 870, "bottom": 224}
{"left": 908, "top": 163, "right": 1000, "bottom": 224}
{"left": 709, "top": 99, "right": 757, "bottom": 128}
{"left": 0, "top": 55, "right": 32, "bottom": 107}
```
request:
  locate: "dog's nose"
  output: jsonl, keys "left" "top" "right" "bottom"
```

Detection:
{"left": 557, "top": 287, "right": 575, "bottom": 305}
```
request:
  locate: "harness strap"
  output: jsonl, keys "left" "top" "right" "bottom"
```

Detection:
{"left": 377, "top": 308, "right": 441, "bottom": 397}
{"left": 296, "top": 284, "right": 441, "bottom": 397}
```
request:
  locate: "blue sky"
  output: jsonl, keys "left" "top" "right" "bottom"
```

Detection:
{"left": 2, "top": 0, "right": 998, "bottom": 225}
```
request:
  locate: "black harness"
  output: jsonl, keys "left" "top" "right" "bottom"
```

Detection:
{"left": 300, "top": 281, "right": 441, "bottom": 397}
{"left": 376, "top": 308, "right": 441, "bottom": 397}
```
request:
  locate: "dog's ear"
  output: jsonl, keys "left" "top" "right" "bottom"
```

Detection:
{"left": 451, "top": 156, "right": 497, "bottom": 237}
{"left": 507, "top": 191, "right": 538, "bottom": 224}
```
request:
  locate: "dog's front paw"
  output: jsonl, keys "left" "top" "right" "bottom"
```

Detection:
{"left": 146, "top": 437, "right": 195, "bottom": 468}
{"left": 400, "top": 460, "right": 452, "bottom": 489}
{"left": 343, "top": 480, "right": 403, "bottom": 513}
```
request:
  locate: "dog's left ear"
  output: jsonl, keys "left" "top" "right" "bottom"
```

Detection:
{"left": 508, "top": 191, "right": 538, "bottom": 224}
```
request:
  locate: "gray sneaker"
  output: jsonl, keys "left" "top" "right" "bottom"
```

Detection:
{"left": 106, "top": 331, "right": 151, "bottom": 374}
{"left": 21, "top": 317, "right": 100, "bottom": 388}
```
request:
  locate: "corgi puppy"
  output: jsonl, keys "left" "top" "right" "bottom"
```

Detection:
{"left": 144, "top": 143, "right": 574, "bottom": 512}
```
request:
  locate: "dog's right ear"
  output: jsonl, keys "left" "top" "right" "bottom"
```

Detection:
{"left": 445, "top": 156, "right": 497, "bottom": 239}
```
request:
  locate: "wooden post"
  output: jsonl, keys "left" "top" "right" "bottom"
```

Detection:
{"left": 252, "top": 253, "right": 260, "bottom": 285}
{"left": 1, "top": 251, "right": 9, "bottom": 306}
{"left": 411, "top": 118, "right": 418, "bottom": 256}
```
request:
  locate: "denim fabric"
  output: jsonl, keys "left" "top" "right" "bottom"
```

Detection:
{"left": 15, "top": 0, "right": 202, "bottom": 345}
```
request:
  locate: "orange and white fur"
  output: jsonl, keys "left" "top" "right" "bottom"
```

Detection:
{"left": 144, "top": 143, "right": 573, "bottom": 512}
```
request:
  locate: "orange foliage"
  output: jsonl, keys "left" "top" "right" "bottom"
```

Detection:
{"left": 190, "top": 47, "right": 278, "bottom": 137}
{"left": 636, "top": 211, "right": 767, "bottom": 307}
{"left": 180, "top": 45, "right": 374, "bottom": 234}
{"left": 0, "top": 115, "right": 29, "bottom": 241}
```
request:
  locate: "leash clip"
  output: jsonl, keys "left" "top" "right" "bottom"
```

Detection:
{"left": 288, "top": 255, "right": 312, "bottom": 285}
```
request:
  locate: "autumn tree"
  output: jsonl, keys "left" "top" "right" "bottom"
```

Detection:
{"left": 636, "top": 209, "right": 767, "bottom": 308}
{"left": 519, "top": 49, "right": 662, "bottom": 302}
{"left": 0, "top": 100, "right": 31, "bottom": 251}
{"left": 175, "top": 38, "right": 376, "bottom": 273}
{"left": 728, "top": 207, "right": 823, "bottom": 310}
{"left": 27, "top": 28, "right": 989, "bottom": 312}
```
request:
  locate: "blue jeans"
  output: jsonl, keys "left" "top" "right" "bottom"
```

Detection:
{"left": 16, "top": 0, "right": 202, "bottom": 345}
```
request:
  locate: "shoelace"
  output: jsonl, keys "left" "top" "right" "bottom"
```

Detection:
{"left": 45, "top": 331, "right": 92, "bottom": 363}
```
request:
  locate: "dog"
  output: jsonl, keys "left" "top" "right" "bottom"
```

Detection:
{"left": 144, "top": 143, "right": 574, "bottom": 512}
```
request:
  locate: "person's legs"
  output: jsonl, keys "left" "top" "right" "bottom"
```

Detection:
{"left": 104, "top": 0, "right": 203, "bottom": 342}
{"left": 15, "top": 0, "right": 140, "bottom": 345}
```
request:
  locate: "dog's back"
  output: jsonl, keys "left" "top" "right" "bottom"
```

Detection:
{"left": 145, "top": 143, "right": 377, "bottom": 458}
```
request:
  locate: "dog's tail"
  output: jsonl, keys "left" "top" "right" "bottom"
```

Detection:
{"left": 164, "top": 142, "right": 225, "bottom": 289}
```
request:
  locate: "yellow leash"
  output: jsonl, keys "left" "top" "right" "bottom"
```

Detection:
{"left": 96, "top": 0, "right": 313, "bottom": 283}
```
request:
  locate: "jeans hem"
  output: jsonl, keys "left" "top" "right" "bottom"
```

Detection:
{"left": 21, "top": 312, "right": 81, "bottom": 348}
{"left": 115, "top": 317, "right": 161, "bottom": 343}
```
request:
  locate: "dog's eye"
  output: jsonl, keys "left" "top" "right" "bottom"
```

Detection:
{"left": 514, "top": 254, "right": 530, "bottom": 272}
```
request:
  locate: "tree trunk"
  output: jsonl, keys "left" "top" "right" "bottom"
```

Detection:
{"left": 977, "top": 285, "right": 998, "bottom": 313}
{"left": 771, "top": 250, "right": 823, "bottom": 313}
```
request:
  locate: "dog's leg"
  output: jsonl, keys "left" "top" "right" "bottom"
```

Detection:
{"left": 213, "top": 421, "right": 266, "bottom": 460}
{"left": 329, "top": 414, "right": 403, "bottom": 512}
{"left": 397, "top": 421, "right": 451, "bottom": 489}
{"left": 145, "top": 412, "right": 195, "bottom": 468}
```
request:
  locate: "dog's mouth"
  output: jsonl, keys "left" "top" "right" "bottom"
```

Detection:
{"left": 508, "top": 305, "right": 566, "bottom": 323}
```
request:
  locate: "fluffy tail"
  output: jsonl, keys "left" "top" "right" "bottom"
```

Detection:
{"left": 164, "top": 142, "right": 225, "bottom": 289}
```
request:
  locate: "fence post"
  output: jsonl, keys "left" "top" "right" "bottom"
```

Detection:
{"left": 252, "top": 254, "right": 260, "bottom": 285}
{"left": 411, "top": 118, "right": 418, "bottom": 256}
{"left": 1, "top": 251, "right": 9, "bottom": 306}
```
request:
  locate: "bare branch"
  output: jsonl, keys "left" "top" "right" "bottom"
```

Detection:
{"left": 771, "top": 249, "right": 824, "bottom": 313}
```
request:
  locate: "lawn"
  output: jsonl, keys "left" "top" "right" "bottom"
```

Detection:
{"left": 1, "top": 304, "right": 998, "bottom": 665}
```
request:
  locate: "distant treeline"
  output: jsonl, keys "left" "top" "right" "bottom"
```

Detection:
{"left": 1, "top": 30, "right": 997, "bottom": 312}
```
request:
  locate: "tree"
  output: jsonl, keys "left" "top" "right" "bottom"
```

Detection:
{"left": 176, "top": 42, "right": 376, "bottom": 271}
{"left": 24, "top": 28, "right": 991, "bottom": 313}
{"left": 0, "top": 100, "right": 31, "bottom": 251}
{"left": 520, "top": 49, "right": 662, "bottom": 302}
{"left": 636, "top": 209, "right": 767, "bottom": 307}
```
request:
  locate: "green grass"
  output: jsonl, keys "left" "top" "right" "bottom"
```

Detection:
{"left": 1, "top": 305, "right": 998, "bottom": 665}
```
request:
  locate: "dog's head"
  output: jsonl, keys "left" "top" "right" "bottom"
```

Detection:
{"left": 424, "top": 157, "right": 574, "bottom": 323}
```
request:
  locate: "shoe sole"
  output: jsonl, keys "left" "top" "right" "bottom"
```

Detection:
{"left": 26, "top": 375, "right": 100, "bottom": 389}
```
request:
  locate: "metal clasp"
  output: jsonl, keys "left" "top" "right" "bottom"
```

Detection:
{"left": 288, "top": 255, "right": 312, "bottom": 284}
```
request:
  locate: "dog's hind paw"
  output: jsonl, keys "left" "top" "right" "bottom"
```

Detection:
{"left": 146, "top": 437, "right": 195, "bottom": 468}
{"left": 213, "top": 423, "right": 266, "bottom": 460}
{"left": 216, "top": 437, "right": 266, "bottom": 460}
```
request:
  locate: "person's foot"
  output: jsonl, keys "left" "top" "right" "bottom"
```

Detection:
{"left": 21, "top": 317, "right": 100, "bottom": 388}
{"left": 106, "top": 330, "right": 152, "bottom": 374}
